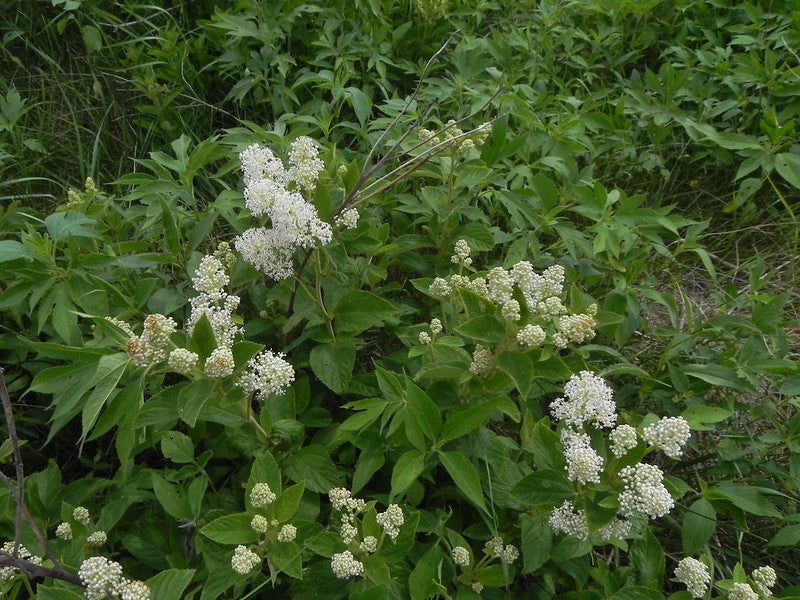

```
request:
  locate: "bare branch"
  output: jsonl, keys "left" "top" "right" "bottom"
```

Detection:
{"left": 0, "top": 552, "right": 82, "bottom": 587}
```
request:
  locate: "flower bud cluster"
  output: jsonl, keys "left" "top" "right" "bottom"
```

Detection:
{"left": 277, "top": 524, "right": 297, "bottom": 543}
{"left": 125, "top": 314, "right": 177, "bottom": 368}
{"left": 78, "top": 556, "right": 151, "bottom": 600}
{"left": 551, "top": 371, "right": 617, "bottom": 430}
{"left": 203, "top": 346, "right": 235, "bottom": 378}
{"left": 168, "top": 348, "right": 199, "bottom": 375}
{"left": 642, "top": 416, "right": 691, "bottom": 458}
{"left": 333, "top": 207, "right": 359, "bottom": 230}
{"left": 548, "top": 501, "right": 590, "bottom": 540}
{"left": 675, "top": 557, "right": 711, "bottom": 598}
{"left": 484, "top": 536, "right": 518, "bottom": 564}
{"left": 236, "top": 140, "right": 331, "bottom": 280}
{"left": 451, "top": 546, "right": 470, "bottom": 567}
{"left": 609, "top": 424, "right": 638, "bottom": 457}
{"left": 618, "top": 463, "right": 674, "bottom": 518}
{"left": 236, "top": 350, "right": 295, "bottom": 399}
{"left": 469, "top": 344, "right": 494, "bottom": 376}
{"left": 250, "top": 483, "right": 277, "bottom": 508}
{"left": 418, "top": 120, "right": 491, "bottom": 155}
{"left": 451, "top": 239, "right": 472, "bottom": 267}
{"left": 751, "top": 565, "right": 777, "bottom": 596}
{"left": 187, "top": 256, "right": 242, "bottom": 349}
{"left": 0, "top": 542, "right": 42, "bottom": 584}
{"left": 231, "top": 545, "right": 261, "bottom": 575}
{"left": 560, "top": 429, "right": 604, "bottom": 484}
{"left": 376, "top": 504, "right": 404, "bottom": 539}
{"left": 729, "top": 583, "right": 759, "bottom": 600}
{"left": 331, "top": 550, "right": 364, "bottom": 579}
{"left": 360, "top": 536, "right": 378, "bottom": 554}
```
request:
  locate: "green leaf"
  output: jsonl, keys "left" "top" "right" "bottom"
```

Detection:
{"left": 148, "top": 569, "right": 196, "bottom": 600}
{"left": 36, "top": 587, "right": 84, "bottom": 600}
{"left": 81, "top": 353, "right": 130, "bottom": 443}
{"left": 380, "top": 510, "right": 420, "bottom": 562}
{"left": 151, "top": 473, "right": 192, "bottom": 521}
{"left": 405, "top": 379, "right": 442, "bottom": 441}
{"left": 274, "top": 482, "right": 305, "bottom": 522}
{"left": 283, "top": 445, "right": 342, "bottom": 493}
{"left": 520, "top": 513, "right": 552, "bottom": 574}
{"left": 0, "top": 240, "right": 31, "bottom": 263}
{"left": 270, "top": 540, "right": 303, "bottom": 579}
{"left": 681, "top": 364, "right": 749, "bottom": 391}
{"left": 610, "top": 586, "right": 665, "bottom": 600}
{"left": 189, "top": 313, "right": 218, "bottom": 357}
{"left": 524, "top": 421, "right": 566, "bottom": 472}
{"left": 309, "top": 341, "right": 355, "bottom": 394}
{"left": 352, "top": 451, "right": 385, "bottom": 494}
{"left": 362, "top": 554, "right": 391, "bottom": 586}
{"left": 511, "top": 470, "right": 573, "bottom": 505}
{"left": 775, "top": 153, "right": 800, "bottom": 189}
{"left": 439, "top": 397, "right": 500, "bottom": 444}
{"left": 177, "top": 379, "right": 215, "bottom": 427}
{"left": 710, "top": 482, "right": 780, "bottom": 517}
{"left": 45, "top": 212, "right": 102, "bottom": 242}
{"left": 81, "top": 24, "right": 103, "bottom": 52}
{"left": 160, "top": 199, "right": 181, "bottom": 257}
{"left": 409, "top": 545, "right": 445, "bottom": 600}
{"left": 390, "top": 450, "right": 425, "bottom": 498}
{"left": 630, "top": 528, "right": 665, "bottom": 588}
{"left": 682, "top": 498, "right": 716, "bottom": 554}
{"left": 454, "top": 316, "right": 505, "bottom": 343}
{"left": 199, "top": 513, "right": 258, "bottom": 545}
{"left": 345, "top": 87, "right": 371, "bottom": 125}
{"left": 681, "top": 405, "right": 732, "bottom": 430}
{"left": 249, "top": 450, "right": 282, "bottom": 495}
{"left": 497, "top": 351, "right": 534, "bottom": 397}
{"left": 333, "top": 290, "right": 397, "bottom": 334}
{"left": 438, "top": 451, "right": 487, "bottom": 513}
{"left": 161, "top": 431, "right": 195, "bottom": 464}
{"left": 766, "top": 523, "right": 800, "bottom": 547}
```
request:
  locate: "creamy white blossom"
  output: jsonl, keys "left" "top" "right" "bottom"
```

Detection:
{"left": 752, "top": 566, "right": 777, "bottom": 596}
{"left": 610, "top": 424, "right": 638, "bottom": 457}
{"left": 549, "top": 501, "right": 590, "bottom": 540}
{"left": 78, "top": 556, "right": 125, "bottom": 600}
{"left": 55, "top": 522, "right": 73, "bottom": 540}
{"left": 642, "top": 416, "right": 691, "bottom": 458}
{"left": 451, "top": 239, "right": 472, "bottom": 267}
{"left": 168, "top": 348, "right": 199, "bottom": 375}
{"left": 333, "top": 207, "right": 359, "bottom": 230}
{"left": 675, "top": 557, "right": 711, "bottom": 599}
{"left": 87, "top": 530, "right": 107, "bottom": 546}
{"left": 237, "top": 350, "right": 295, "bottom": 398}
{"left": 729, "top": 583, "right": 759, "bottom": 600}
{"left": 551, "top": 371, "right": 616, "bottom": 429}
{"left": 331, "top": 551, "right": 364, "bottom": 579}
{"left": 288, "top": 136, "right": 324, "bottom": 192}
{"left": 251, "top": 515, "right": 270, "bottom": 534}
{"left": 73, "top": 506, "right": 91, "bottom": 525}
{"left": 618, "top": 463, "right": 674, "bottom": 518}
{"left": 517, "top": 324, "right": 546, "bottom": 347}
{"left": 376, "top": 504, "right": 404, "bottom": 539}
{"left": 203, "top": 346, "right": 235, "bottom": 378}
{"left": 250, "top": 483, "right": 277, "bottom": 507}
{"left": 0, "top": 543, "right": 42, "bottom": 584}
{"left": 561, "top": 429, "right": 604, "bottom": 484}
{"left": 360, "top": 536, "right": 378, "bottom": 554}
{"left": 277, "top": 524, "right": 297, "bottom": 542}
{"left": 119, "top": 580, "right": 151, "bottom": 600}
{"left": 231, "top": 545, "right": 261, "bottom": 575}
{"left": 469, "top": 344, "right": 493, "bottom": 376}
{"left": 451, "top": 546, "right": 470, "bottom": 567}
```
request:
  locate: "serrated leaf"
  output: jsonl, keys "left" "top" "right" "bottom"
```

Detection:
{"left": 333, "top": 290, "right": 397, "bottom": 334}
{"left": 439, "top": 451, "right": 487, "bottom": 513}
{"left": 511, "top": 470, "right": 573, "bottom": 505}
{"left": 161, "top": 431, "right": 194, "bottom": 464}
{"left": 283, "top": 445, "right": 342, "bottom": 493}
{"left": 454, "top": 315, "right": 505, "bottom": 343}
{"left": 0, "top": 240, "right": 31, "bottom": 262}
{"left": 274, "top": 482, "right": 305, "bottom": 522}
{"left": 439, "top": 397, "right": 500, "bottom": 444}
{"left": 775, "top": 152, "right": 800, "bottom": 189}
{"left": 390, "top": 450, "right": 425, "bottom": 498}
{"left": 405, "top": 379, "right": 441, "bottom": 441}
{"left": 199, "top": 513, "right": 258, "bottom": 545}
{"left": 81, "top": 353, "right": 130, "bottom": 443}
{"left": 148, "top": 569, "right": 196, "bottom": 600}
{"left": 310, "top": 341, "right": 355, "bottom": 393}
{"left": 682, "top": 497, "right": 716, "bottom": 554}
{"left": 45, "top": 212, "right": 102, "bottom": 242}
{"left": 497, "top": 351, "right": 533, "bottom": 397}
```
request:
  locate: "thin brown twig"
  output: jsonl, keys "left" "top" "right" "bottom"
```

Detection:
{"left": 0, "top": 552, "right": 82, "bottom": 586}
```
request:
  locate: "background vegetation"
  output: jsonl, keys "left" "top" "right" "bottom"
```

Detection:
{"left": 1, "top": 0, "right": 799, "bottom": 598}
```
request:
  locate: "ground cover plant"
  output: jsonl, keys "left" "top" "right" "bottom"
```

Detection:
{"left": 1, "top": 0, "right": 800, "bottom": 599}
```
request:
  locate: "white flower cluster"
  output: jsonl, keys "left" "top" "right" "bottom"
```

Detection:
{"left": 418, "top": 331, "right": 432, "bottom": 344}
{"left": 552, "top": 311, "right": 597, "bottom": 348}
{"left": 752, "top": 565, "right": 777, "bottom": 596}
{"left": 236, "top": 140, "right": 331, "bottom": 280}
{"left": 675, "top": 557, "right": 711, "bottom": 599}
{"left": 729, "top": 583, "right": 759, "bottom": 600}
{"left": 451, "top": 546, "right": 470, "bottom": 567}
{"left": 124, "top": 314, "right": 177, "bottom": 368}
{"left": 609, "top": 424, "right": 638, "bottom": 457}
{"left": 560, "top": 429, "right": 604, "bottom": 484}
{"left": 517, "top": 324, "right": 546, "bottom": 347}
{"left": 484, "top": 536, "right": 518, "bottom": 564}
{"left": 360, "top": 536, "right": 378, "bottom": 554}
{"left": 418, "top": 120, "right": 491, "bottom": 155}
{"left": 548, "top": 501, "right": 589, "bottom": 540}
{"left": 56, "top": 522, "right": 73, "bottom": 540}
{"left": 329, "top": 487, "right": 367, "bottom": 544}
{"left": 237, "top": 350, "right": 295, "bottom": 398}
{"left": 0, "top": 542, "right": 42, "bottom": 584}
{"left": 78, "top": 556, "right": 150, "bottom": 600}
{"left": 74, "top": 506, "right": 91, "bottom": 525}
{"left": 250, "top": 483, "right": 277, "bottom": 507}
{"left": 87, "top": 530, "right": 107, "bottom": 546}
{"left": 251, "top": 515, "right": 270, "bottom": 534}
{"left": 186, "top": 256, "right": 242, "bottom": 349}
{"left": 599, "top": 516, "right": 632, "bottom": 540}
{"left": 333, "top": 207, "right": 359, "bottom": 230}
{"left": 618, "top": 463, "right": 674, "bottom": 518}
{"left": 277, "top": 524, "right": 297, "bottom": 542}
{"left": 167, "top": 348, "right": 199, "bottom": 375}
{"left": 231, "top": 545, "right": 261, "bottom": 575}
{"left": 469, "top": 344, "right": 494, "bottom": 376}
{"left": 451, "top": 239, "right": 472, "bottom": 267}
{"left": 331, "top": 550, "right": 364, "bottom": 579}
{"left": 203, "top": 346, "right": 235, "bottom": 378}
{"left": 551, "top": 371, "right": 617, "bottom": 429}
{"left": 376, "top": 504, "right": 404, "bottom": 539}
{"left": 642, "top": 416, "right": 691, "bottom": 458}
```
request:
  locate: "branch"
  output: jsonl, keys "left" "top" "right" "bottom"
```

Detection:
{"left": 0, "top": 552, "right": 82, "bottom": 586}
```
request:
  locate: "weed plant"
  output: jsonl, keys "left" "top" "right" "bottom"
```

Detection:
{"left": 0, "top": 0, "right": 799, "bottom": 599}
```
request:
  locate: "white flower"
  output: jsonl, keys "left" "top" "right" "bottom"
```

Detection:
{"left": 469, "top": 344, "right": 493, "bottom": 376}
{"left": 0, "top": 543, "right": 41, "bottom": 584}
{"left": 73, "top": 506, "right": 91, "bottom": 525}
{"left": 486, "top": 267, "right": 514, "bottom": 305}
{"left": 235, "top": 226, "right": 297, "bottom": 281}
{"left": 251, "top": 515, "right": 270, "bottom": 534}
{"left": 360, "top": 536, "right": 378, "bottom": 554}
{"left": 231, "top": 545, "right": 261, "bottom": 575}
{"left": 501, "top": 298, "right": 521, "bottom": 322}
{"left": 87, "top": 531, "right": 107, "bottom": 546}
{"left": 675, "top": 557, "right": 711, "bottom": 599}
{"left": 561, "top": 429, "right": 604, "bottom": 484}
{"left": 751, "top": 566, "right": 777, "bottom": 596}
{"left": 451, "top": 239, "right": 472, "bottom": 267}
{"left": 277, "top": 524, "right": 297, "bottom": 542}
{"left": 549, "top": 501, "right": 589, "bottom": 540}
{"left": 328, "top": 488, "right": 365, "bottom": 514}
{"left": 501, "top": 544, "right": 519, "bottom": 564}
{"left": 191, "top": 255, "right": 229, "bottom": 293}
{"left": 555, "top": 313, "right": 596, "bottom": 345}
{"left": 55, "top": 522, "right": 73, "bottom": 540}
{"left": 429, "top": 277, "right": 452, "bottom": 296}
{"left": 250, "top": 483, "right": 277, "bottom": 507}
{"left": 78, "top": 556, "right": 125, "bottom": 599}
{"left": 168, "top": 348, "right": 199, "bottom": 375}
{"left": 517, "top": 324, "right": 546, "bottom": 347}
{"left": 376, "top": 504, "right": 404, "bottom": 539}
{"left": 599, "top": 516, "right": 632, "bottom": 540}
{"left": 418, "top": 331, "right": 432, "bottom": 344}
{"left": 642, "top": 416, "right": 691, "bottom": 458}
{"left": 550, "top": 371, "right": 616, "bottom": 429}
{"left": 203, "top": 346, "right": 235, "bottom": 378}
{"left": 451, "top": 546, "right": 470, "bottom": 567}
{"left": 429, "top": 318, "right": 442, "bottom": 334}
{"left": 119, "top": 580, "right": 151, "bottom": 600}
{"left": 729, "top": 583, "right": 758, "bottom": 600}
{"left": 340, "top": 522, "right": 358, "bottom": 544}
{"left": 618, "top": 463, "right": 674, "bottom": 519}
{"left": 237, "top": 350, "right": 295, "bottom": 398}
{"left": 331, "top": 551, "right": 364, "bottom": 579}
{"left": 333, "top": 207, "right": 359, "bottom": 230}
{"left": 609, "top": 424, "right": 638, "bottom": 457}
{"left": 288, "top": 136, "right": 324, "bottom": 192}
{"left": 125, "top": 314, "right": 177, "bottom": 368}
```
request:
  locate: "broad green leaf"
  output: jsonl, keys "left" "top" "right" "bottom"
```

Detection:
{"left": 390, "top": 450, "right": 426, "bottom": 498}
{"left": 81, "top": 24, "right": 103, "bottom": 52}
{"left": 454, "top": 316, "right": 505, "bottom": 343}
{"left": 630, "top": 528, "right": 665, "bottom": 588}
{"left": 160, "top": 198, "right": 181, "bottom": 257}
{"left": 511, "top": 470, "right": 573, "bottom": 505}
{"left": 274, "top": 482, "right": 305, "bottom": 522}
{"left": 269, "top": 540, "right": 303, "bottom": 579}
{"left": 497, "top": 351, "right": 533, "bottom": 397}
{"left": 610, "top": 586, "right": 666, "bottom": 600}
{"left": 439, "top": 397, "right": 500, "bottom": 444}
{"left": 188, "top": 313, "right": 217, "bottom": 357}
{"left": 775, "top": 152, "right": 800, "bottom": 189}
{"left": 439, "top": 451, "right": 487, "bottom": 513}
{"left": 409, "top": 545, "right": 445, "bottom": 600}
{"left": 44, "top": 211, "right": 102, "bottom": 241}
{"left": 380, "top": 510, "right": 420, "bottom": 562}
{"left": 352, "top": 451, "right": 385, "bottom": 494}
{"left": 405, "top": 379, "right": 441, "bottom": 441}
{"left": 363, "top": 554, "right": 391, "bottom": 586}
{"left": 333, "top": 290, "right": 397, "bottom": 334}
{"left": 283, "top": 445, "right": 342, "bottom": 493}
{"left": 525, "top": 421, "right": 566, "bottom": 472}
{"left": 766, "top": 523, "right": 800, "bottom": 547}
{"left": 199, "top": 513, "right": 258, "bottom": 545}
{"left": 682, "top": 364, "right": 749, "bottom": 391}
{"left": 682, "top": 497, "right": 716, "bottom": 554}
{"left": 177, "top": 378, "right": 215, "bottom": 427}
{"left": 161, "top": 431, "right": 195, "bottom": 464}
{"left": 709, "top": 482, "right": 780, "bottom": 517}
{"left": 81, "top": 353, "right": 130, "bottom": 443}
{"left": 520, "top": 513, "right": 552, "bottom": 573}
{"left": 151, "top": 473, "right": 192, "bottom": 521}
{"left": 0, "top": 240, "right": 31, "bottom": 262}
{"left": 249, "top": 450, "right": 282, "bottom": 496}
{"left": 148, "top": 569, "right": 196, "bottom": 600}
{"left": 682, "top": 405, "right": 732, "bottom": 429}
{"left": 36, "top": 587, "right": 84, "bottom": 600}
{"left": 310, "top": 341, "right": 355, "bottom": 394}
